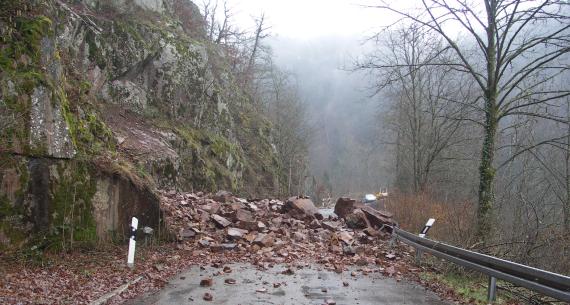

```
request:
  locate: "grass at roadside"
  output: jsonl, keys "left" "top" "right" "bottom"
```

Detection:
{"left": 419, "top": 269, "right": 520, "bottom": 305}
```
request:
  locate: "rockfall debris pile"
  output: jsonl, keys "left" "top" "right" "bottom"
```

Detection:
{"left": 1, "top": 191, "right": 427, "bottom": 305}
{"left": 160, "top": 190, "right": 401, "bottom": 268}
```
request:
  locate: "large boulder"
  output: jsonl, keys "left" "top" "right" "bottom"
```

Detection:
{"left": 334, "top": 197, "right": 359, "bottom": 218}
{"left": 360, "top": 206, "right": 394, "bottom": 231}
{"left": 345, "top": 209, "right": 370, "bottom": 229}
{"left": 283, "top": 197, "right": 322, "bottom": 220}
{"left": 334, "top": 197, "right": 394, "bottom": 232}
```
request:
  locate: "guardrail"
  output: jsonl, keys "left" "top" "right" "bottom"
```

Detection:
{"left": 392, "top": 227, "right": 570, "bottom": 303}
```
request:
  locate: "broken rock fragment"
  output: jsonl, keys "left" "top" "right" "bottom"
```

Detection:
{"left": 202, "top": 201, "right": 221, "bottom": 214}
{"left": 235, "top": 208, "right": 254, "bottom": 222}
{"left": 179, "top": 228, "right": 196, "bottom": 239}
{"left": 338, "top": 231, "right": 354, "bottom": 244}
{"left": 253, "top": 233, "right": 275, "bottom": 247}
{"left": 203, "top": 292, "right": 213, "bottom": 301}
{"left": 283, "top": 197, "right": 322, "bottom": 220}
{"left": 360, "top": 206, "right": 394, "bottom": 230}
{"left": 334, "top": 197, "right": 358, "bottom": 218}
{"left": 200, "top": 278, "right": 213, "bottom": 287}
{"left": 292, "top": 232, "right": 306, "bottom": 241}
{"left": 345, "top": 209, "right": 370, "bottom": 229}
{"left": 227, "top": 227, "right": 248, "bottom": 239}
{"left": 225, "top": 278, "right": 237, "bottom": 284}
{"left": 213, "top": 190, "right": 233, "bottom": 203}
{"left": 211, "top": 214, "right": 231, "bottom": 227}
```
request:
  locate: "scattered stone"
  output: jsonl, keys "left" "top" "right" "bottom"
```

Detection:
{"left": 363, "top": 227, "right": 380, "bottom": 237}
{"left": 200, "top": 278, "right": 213, "bottom": 287}
{"left": 203, "top": 292, "right": 213, "bottom": 301}
{"left": 322, "top": 221, "right": 340, "bottom": 231}
{"left": 343, "top": 244, "right": 356, "bottom": 255}
{"left": 223, "top": 266, "right": 232, "bottom": 273}
{"left": 253, "top": 233, "right": 275, "bottom": 247}
{"left": 355, "top": 257, "right": 368, "bottom": 266}
{"left": 343, "top": 281, "right": 349, "bottom": 287}
{"left": 310, "top": 219, "right": 322, "bottom": 228}
{"left": 284, "top": 197, "right": 321, "bottom": 219}
{"left": 339, "top": 231, "right": 353, "bottom": 244}
{"left": 180, "top": 228, "right": 196, "bottom": 239}
{"left": 256, "top": 288, "right": 267, "bottom": 293}
{"left": 211, "top": 214, "right": 231, "bottom": 227}
{"left": 235, "top": 208, "right": 254, "bottom": 222}
{"left": 281, "top": 268, "right": 295, "bottom": 275}
{"left": 202, "top": 202, "right": 221, "bottom": 214}
{"left": 227, "top": 227, "right": 248, "bottom": 238}
{"left": 198, "top": 239, "right": 210, "bottom": 247}
{"left": 213, "top": 190, "right": 232, "bottom": 203}
{"left": 273, "top": 283, "right": 281, "bottom": 288}
{"left": 324, "top": 298, "right": 336, "bottom": 305}
{"left": 224, "top": 278, "right": 236, "bottom": 284}
{"left": 220, "top": 243, "right": 237, "bottom": 250}
{"left": 292, "top": 232, "right": 306, "bottom": 241}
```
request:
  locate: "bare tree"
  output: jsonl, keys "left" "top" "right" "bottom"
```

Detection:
{"left": 357, "top": 24, "right": 476, "bottom": 193}
{"left": 369, "top": 0, "right": 570, "bottom": 242}
{"left": 257, "top": 59, "right": 312, "bottom": 196}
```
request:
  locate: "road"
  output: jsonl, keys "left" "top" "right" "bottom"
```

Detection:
{"left": 130, "top": 263, "right": 448, "bottom": 305}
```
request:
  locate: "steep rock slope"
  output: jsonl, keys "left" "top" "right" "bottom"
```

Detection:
{"left": 0, "top": 0, "right": 280, "bottom": 250}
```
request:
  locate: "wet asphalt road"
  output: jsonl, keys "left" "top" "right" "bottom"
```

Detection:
{"left": 131, "top": 263, "right": 448, "bottom": 305}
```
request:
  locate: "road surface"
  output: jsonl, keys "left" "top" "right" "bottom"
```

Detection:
{"left": 130, "top": 263, "right": 448, "bottom": 305}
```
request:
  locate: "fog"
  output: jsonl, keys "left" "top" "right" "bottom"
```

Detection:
{"left": 268, "top": 36, "right": 393, "bottom": 197}
{"left": 205, "top": 0, "right": 397, "bottom": 197}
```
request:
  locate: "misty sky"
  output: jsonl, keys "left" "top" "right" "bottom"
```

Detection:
{"left": 227, "top": 0, "right": 393, "bottom": 40}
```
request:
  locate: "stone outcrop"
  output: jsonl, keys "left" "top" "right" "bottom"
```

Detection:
{"left": 0, "top": 0, "right": 282, "bottom": 250}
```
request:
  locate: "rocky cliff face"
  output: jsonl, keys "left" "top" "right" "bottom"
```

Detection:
{"left": 0, "top": 0, "right": 281, "bottom": 251}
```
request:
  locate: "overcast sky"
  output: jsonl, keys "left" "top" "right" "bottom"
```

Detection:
{"left": 224, "top": 0, "right": 396, "bottom": 40}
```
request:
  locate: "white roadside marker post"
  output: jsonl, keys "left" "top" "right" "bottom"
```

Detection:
{"left": 416, "top": 218, "right": 435, "bottom": 265}
{"left": 419, "top": 218, "right": 436, "bottom": 238}
{"left": 127, "top": 217, "right": 138, "bottom": 268}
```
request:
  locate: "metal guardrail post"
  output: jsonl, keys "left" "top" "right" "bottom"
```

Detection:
{"left": 488, "top": 276, "right": 497, "bottom": 302}
{"left": 389, "top": 229, "right": 397, "bottom": 249}
{"left": 415, "top": 248, "right": 423, "bottom": 265}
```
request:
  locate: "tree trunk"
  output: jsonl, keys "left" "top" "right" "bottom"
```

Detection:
{"left": 476, "top": 98, "right": 498, "bottom": 242}
{"left": 476, "top": 0, "right": 498, "bottom": 243}
{"left": 563, "top": 98, "right": 570, "bottom": 236}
